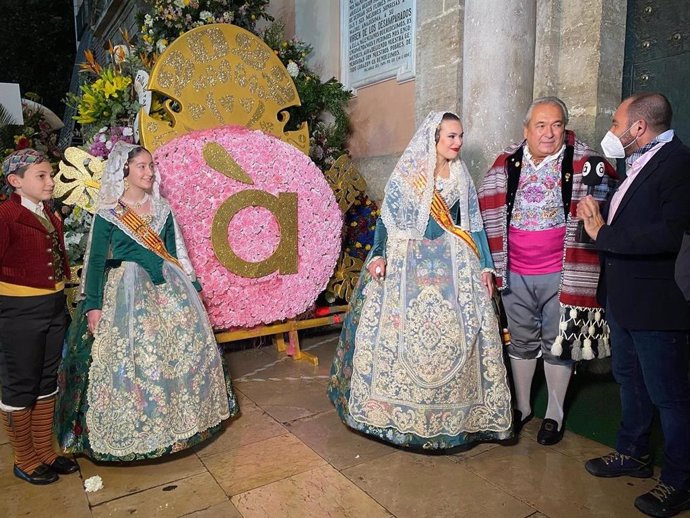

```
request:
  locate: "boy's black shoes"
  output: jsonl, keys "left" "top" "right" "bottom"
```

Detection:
{"left": 13, "top": 464, "right": 59, "bottom": 485}
{"left": 47, "top": 455, "right": 79, "bottom": 474}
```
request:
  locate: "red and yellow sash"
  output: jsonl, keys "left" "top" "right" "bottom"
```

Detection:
{"left": 113, "top": 203, "right": 182, "bottom": 268}
{"left": 412, "top": 174, "right": 479, "bottom": 257}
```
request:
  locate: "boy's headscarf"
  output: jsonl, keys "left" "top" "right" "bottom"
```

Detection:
{"left": 2, "top": 149, "right": 47, "bottom": 178}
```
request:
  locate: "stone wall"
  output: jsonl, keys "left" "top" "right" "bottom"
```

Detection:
{"left": 462, "top": 0, "right": 536, "bottom": 180}
{"left": 296, "top": 0, "right": 628, "bottom": 201}
{"left": 415, "top": 0, "right": 465, "bottom": 126}
{"left": 534, "top": 0, "right": 627, "bottom": 150}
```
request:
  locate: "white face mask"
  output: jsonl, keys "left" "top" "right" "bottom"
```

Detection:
{"left": 600, "top": 123, "right": 639, "bottom": 159}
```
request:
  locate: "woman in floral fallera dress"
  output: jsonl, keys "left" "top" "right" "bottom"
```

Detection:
{"left": 328, "top": 112, "right": 513, "bottom": 449}
{"left": 56, "top": 142, "right": 238, "bottom": 461}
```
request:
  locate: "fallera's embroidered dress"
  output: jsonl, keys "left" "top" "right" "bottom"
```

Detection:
{"left": 328, "top": 112, "right": 513, "bottom": 449}
{"left": 56, "top": 196, "right": 238, "bottom": 461}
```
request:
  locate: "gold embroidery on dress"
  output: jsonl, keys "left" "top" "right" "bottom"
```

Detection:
{"left": 348, "top": 235, "right": 512, "bottom": 437}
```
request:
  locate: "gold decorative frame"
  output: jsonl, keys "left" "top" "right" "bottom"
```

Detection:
{"left": 139, "top": 23, "right": 309, "bottom": 155}
{"left": 324, "top": 154, "right": 369, "bottom": 302}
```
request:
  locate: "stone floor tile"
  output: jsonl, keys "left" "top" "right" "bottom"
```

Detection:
{"left": 0, "top": 443, "right": 19, "bottom": 490}
{"left": 202, "top": 432, "right": 326, "bottom": 496}
{"left": 463, "top": 436, "right": 658, "bottom": 517}
{"left": 0, "top": 469, "right": 90, "bottom": 518}
{"left": 193, "top": 405, "right": 286, "bottom": 459}
{"left": 78, "top": 448, "right": 207, "bottom": 506}
{"left": 499, "top": 417, "right": 618, "bottom": 465}
{"left": 91, "top": 472, "right": 227, "bottom": 518}
{"left": 224, "top": 343, "right": 287, "bottom": 380}
{"left": 232, "top": 388, "right": 259, "bottom": 410}
{"left": 449, "top": 441, "right": 501, "bottom": 461}
{"left": 549, "top": 428, "right": 629, "bottom": 465}
{"left": 343, "top": 451, "right": 536, "bottom": 518}
{"left": 0, "top": 421, "right": 8, "bottom": 445}
{"left": 183, "top": 499, "right": 244, "bottom": 517}
{"left": 232, "top": 464, "right": 393, "bottom": 518}
{"left": 285, "top": 409, "right": 395, "bottom": 470}
{"left": 234, "top": 378, "right": 334, "bottom": 423}
{"left": 228, "top": 333, "right": 339, "bottom": 383}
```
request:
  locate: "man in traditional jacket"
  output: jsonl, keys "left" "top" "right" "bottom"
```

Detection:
{"left": 478, "top": 97, "right": 616, "bottom": 445}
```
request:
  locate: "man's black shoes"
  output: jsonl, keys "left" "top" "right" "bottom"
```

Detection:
{"left": 585, "top": 451, "right": 654, "bottom": 478}
{"left": 537, "top": 418, "right": 564, "bottom": 445}
{"left": 635, "top": 483, "right": 690, "bottom": 517}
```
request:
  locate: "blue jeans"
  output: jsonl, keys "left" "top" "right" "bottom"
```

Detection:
{"left": 608, "top": 303, "right": 690, "bottom": 489}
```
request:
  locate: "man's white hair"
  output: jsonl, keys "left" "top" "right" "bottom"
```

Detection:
{"left": 523, "top": 96, "right": 569, "bottom": 126}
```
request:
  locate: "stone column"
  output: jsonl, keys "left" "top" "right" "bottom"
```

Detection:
{"left": 533, "top": 0, "right": 627, "bottom": 148}
{"left": 295, "top": 0, "right": 340, "bottom": 80}
{"left": 415, "top": 0, "right": 465, "bottom": 126}
{"left": 461, "top": 0, "right": 537, "bottom": 181}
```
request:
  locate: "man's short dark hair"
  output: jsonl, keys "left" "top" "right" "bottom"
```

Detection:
{"left": 627, "top": 92, "right": 672, "bottom": 132}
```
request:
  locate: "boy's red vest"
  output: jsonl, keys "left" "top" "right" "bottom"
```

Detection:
{"left": 0, "top": 193, "right": 71, "bottom": 289}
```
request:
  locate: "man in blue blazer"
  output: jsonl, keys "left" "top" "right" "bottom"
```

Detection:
{"left": 578, "top": 92, "right": 690, "bottom": 518}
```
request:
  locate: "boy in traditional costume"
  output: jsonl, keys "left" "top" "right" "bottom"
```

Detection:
{"left": 0, "top": 149, "right": 78, "bottom": 484}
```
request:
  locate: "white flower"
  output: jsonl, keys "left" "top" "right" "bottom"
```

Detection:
{"left": 156, "top": 39, "right": 168, "bottom": 53}
{"left": 105, "top": 141, "right": 113, "bottom": 150}
{"left": 199, "top": 10, "right": 213, "bottom": 22}
{"left": 64, "top": 233, "right": 81, "bottom": 247}
{"left": 122, "top": 127, "right": 134, "bottom": 136}
{"left": 84, "top": 475, "right": 103, "bottom": 492}
{"left": 174, "top": 0, "right": 186, "bottom": 8}
{"left": 144, "top": 14, "right": 153, "bottom": 27}
{"left": 287, "top": 61, "right": 299, "bottom": 78}
{"left": 99, "top": 127, "right": 108, "bottom": 133}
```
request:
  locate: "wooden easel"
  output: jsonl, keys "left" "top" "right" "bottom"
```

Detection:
{"left": 214, "top": 305, "right": 348, "bottom": 365}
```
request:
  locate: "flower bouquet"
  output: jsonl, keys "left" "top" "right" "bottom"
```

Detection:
{"left": 0, "top": 94, "right": 62, "bottom": 203}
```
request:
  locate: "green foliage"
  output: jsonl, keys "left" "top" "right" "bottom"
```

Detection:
{"left": 69, "top": 3, "right": 353, "bottom": 169}
{"left": 262, "top": 23, "right": 353, "bottom": 169}
{"left": 65, "top": 40, "right": 152, "bottom": 142}
{"left": 139, "top": 0, "right": 273, "bottom": 57}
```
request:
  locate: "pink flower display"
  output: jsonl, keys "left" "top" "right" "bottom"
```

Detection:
{"left": 154, "top": 125, "right": 343, "bottom": 329}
